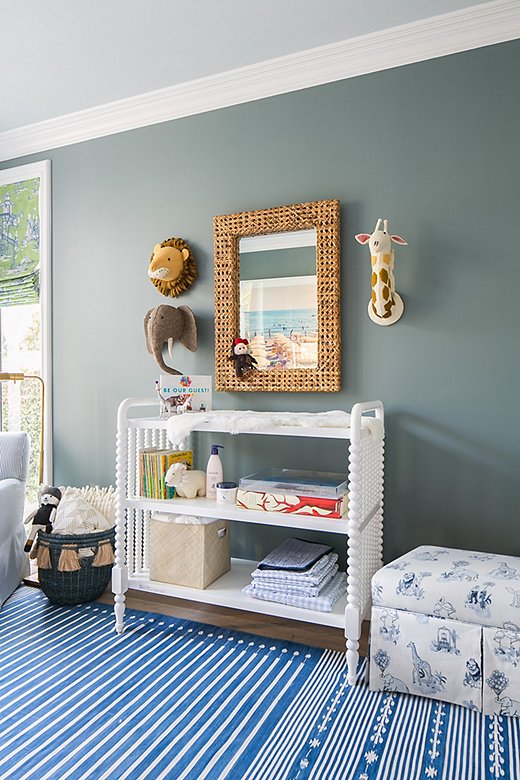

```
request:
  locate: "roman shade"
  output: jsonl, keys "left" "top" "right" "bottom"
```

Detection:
{"left": 0, "top": 177, "right": 40, "bottom": 307}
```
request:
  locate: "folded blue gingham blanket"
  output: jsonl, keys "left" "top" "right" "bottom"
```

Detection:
{"left": 243, "top": 571, "right": 347, "bottom": 613}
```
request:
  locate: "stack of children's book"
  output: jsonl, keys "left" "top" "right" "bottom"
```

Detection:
{"left": 139, "top": 449, "right": 192, "bottom": 499}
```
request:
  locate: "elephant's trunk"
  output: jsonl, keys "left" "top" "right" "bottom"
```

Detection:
{"left": 152, "top": 342, "right": 182, "bottom": 375}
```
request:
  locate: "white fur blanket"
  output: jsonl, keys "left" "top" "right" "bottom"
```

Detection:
{"left": 167, "top": 410, "right": 383, "bottom": 447}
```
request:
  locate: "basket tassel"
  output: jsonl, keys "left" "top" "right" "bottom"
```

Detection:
{"left": 36, "top": 543, "right": 52, "bottom": 570}
{"left": 29, "top": 539, "right": 40, "bottom": 560}
{"left": 57, "top": 545, "right": 81, "bottom": 572}
{"left": 92, "top": 540, "right": 115, "bottom": 567}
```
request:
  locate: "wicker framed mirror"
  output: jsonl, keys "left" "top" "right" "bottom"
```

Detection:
{"left": 214, "top": 199, "right": 341, "bottom": 392}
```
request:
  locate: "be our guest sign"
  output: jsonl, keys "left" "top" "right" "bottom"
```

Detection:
{"left": 157, "top": 375, "right": 212, "bottom": 417}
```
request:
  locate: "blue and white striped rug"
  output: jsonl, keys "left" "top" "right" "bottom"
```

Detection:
{"left": 1, "top": 587, "right": 519, "bottom": 780}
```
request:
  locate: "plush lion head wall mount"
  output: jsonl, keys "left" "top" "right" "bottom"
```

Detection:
{"left": 148, "top": 237, "right": 197, "bottom": 298}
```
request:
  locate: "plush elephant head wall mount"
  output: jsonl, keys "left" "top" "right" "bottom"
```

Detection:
{"left": 144, "top": 304, "right": 197, "bottom": 376}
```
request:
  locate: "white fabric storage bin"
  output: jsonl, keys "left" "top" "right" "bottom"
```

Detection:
{"left": 369, "top": 545, "right": 520, "bottom": 715}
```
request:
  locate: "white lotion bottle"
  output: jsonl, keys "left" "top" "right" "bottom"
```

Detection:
{"left": 206, "top": 444, "right": 224, "bottom": 499}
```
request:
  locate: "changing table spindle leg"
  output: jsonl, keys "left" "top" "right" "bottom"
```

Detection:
{"left": 345, "top": 425, "right": 362, "bottom": 684}
{"left": 345, "top": 518, "right": 361, "bottom": 684}
{"left": 346, "top": 637, "right": 360, "bottom": 686}
{"left": 113, "top": 401, "right": 130, "bottom": 633}
{"left": 114, "top": 588, "right": 126, "bottom": 634}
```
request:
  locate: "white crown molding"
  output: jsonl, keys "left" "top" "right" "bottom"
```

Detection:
{"left": 0, "top": 0, "right": 518, "bottom": 163}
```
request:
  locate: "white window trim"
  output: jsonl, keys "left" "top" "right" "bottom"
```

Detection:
{"left": 0, "top": 160, "right": 52, "bottom": 483}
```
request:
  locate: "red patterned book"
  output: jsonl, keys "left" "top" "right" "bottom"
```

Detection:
{"left": 236, "top": 489, "right": 348, "bottom": 518}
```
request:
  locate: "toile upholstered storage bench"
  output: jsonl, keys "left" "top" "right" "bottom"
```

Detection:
{"left": 369, "top": 545, "right": 520, "bottom": 716}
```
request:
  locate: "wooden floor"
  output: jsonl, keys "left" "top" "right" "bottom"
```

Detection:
{"left": 25, "top": 574, "right": 368, "bottom": 654}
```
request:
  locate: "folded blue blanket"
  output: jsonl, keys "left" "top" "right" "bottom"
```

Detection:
{"left": 257, "top": 537, "right": 334, "bottom": 572}
{"left": 252, "top": 552, "right": 339, "bottom": 586}
{"left": 243, "top": 572, "right": 347, "bottom": 613}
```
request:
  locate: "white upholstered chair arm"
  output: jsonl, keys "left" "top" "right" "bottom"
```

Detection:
{"left": 0, "top": 432, "right": 30, "bottom": 482}
{"left": 0, "top": 478, "right": 26, "bottom": 530}
{"left": 0, "top": 433, "right": 31, "bottom": 607}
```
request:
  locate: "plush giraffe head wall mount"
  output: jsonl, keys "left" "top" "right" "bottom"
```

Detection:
{"left": 355, "top": 218, "right": 408, "bottom": 326}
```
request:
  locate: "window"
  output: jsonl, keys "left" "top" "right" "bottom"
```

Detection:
{"left": 0, "top": 161, "right": 52, "bottom": 503}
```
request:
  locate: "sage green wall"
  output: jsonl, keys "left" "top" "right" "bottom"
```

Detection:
{"left": 3, "top": 40, "right": 519, "bottom": 563}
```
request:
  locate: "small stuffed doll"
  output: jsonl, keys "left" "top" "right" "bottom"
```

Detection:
{"left": 24, "top": 486, "right": 62, "bottom": 554}
{"left": 228, "top": 337, "right": 258, "bottom": 379}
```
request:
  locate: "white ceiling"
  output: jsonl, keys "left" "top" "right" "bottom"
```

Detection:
{"left": 1, "top": 0, "right": 501, "bottom": 134}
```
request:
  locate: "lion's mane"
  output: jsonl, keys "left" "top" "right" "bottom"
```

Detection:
{"left": 149, "top": 237, "right": 197, "bottom": 298}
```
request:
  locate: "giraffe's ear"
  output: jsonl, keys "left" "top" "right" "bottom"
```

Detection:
{"left": 391, "top": 235, "right": 408, "bottom": 246}
{"left": 355, "top": 233, "right": 371, "bottom": 245}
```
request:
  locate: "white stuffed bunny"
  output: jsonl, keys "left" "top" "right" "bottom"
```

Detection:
{"left": 164, "top": 462, "right": 206, "bottom": 499}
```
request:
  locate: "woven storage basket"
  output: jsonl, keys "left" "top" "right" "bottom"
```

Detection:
{"left": 36, "top": 528, "right": 115, "bottom": 606}
{"left": 150, "top": 518, "right": 230, "bottom": 589}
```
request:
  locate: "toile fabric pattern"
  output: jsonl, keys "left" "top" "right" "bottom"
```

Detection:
{"left": 370, "top": 545, "right": 520, "bottom": 716}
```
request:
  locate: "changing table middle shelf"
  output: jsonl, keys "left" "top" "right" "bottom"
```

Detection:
{"left": 125, "top": 495, "right": 350, "bottom": 535}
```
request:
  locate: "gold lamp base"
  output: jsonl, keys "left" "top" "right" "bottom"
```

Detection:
{"left": 0, "top": 372, "right": 45, "bottom": 484}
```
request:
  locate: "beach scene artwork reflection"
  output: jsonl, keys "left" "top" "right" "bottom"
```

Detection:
{"left": 239, "top": 276, "right": 318, "bottom": 369}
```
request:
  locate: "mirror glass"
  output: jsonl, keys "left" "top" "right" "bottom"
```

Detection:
{"left": 239, "top": 229, "right": 317, "bottom": 370}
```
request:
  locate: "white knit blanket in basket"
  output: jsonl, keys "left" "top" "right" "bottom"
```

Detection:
{"left": 167, "top": 410, "right": 383, "bottom": 447}
{"left": 51, "top": 485, "right": 116, "bottom": 557}
{"left": 53, "top": 486, "right": 115, "bottom": 535}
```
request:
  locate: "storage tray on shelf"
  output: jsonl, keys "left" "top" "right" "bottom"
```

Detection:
{"left": 239, "top": 468, "right": 348, "bottom": 498}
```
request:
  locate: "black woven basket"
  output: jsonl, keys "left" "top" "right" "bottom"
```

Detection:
{"left": 37, "top": 528, "right": 115, "bottom": 606}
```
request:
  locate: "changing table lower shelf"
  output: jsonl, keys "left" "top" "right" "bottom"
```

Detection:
{"left": 127, "top": 557, "right": 347, "bottom": 630}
